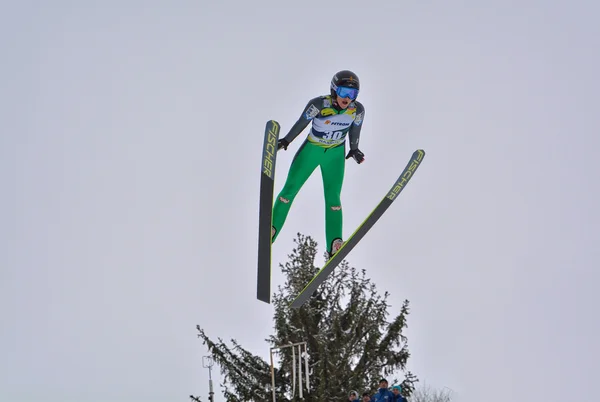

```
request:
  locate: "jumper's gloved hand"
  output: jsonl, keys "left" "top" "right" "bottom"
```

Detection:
{"left": 346, "top": 148, "right": 365, "bottom": 164}
{"left": 278, "top": 138, "right": 289, "bottom": 151}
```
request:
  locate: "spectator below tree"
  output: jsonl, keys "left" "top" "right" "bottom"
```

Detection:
{"left": 371, "top": 378, "right": 394, "bottom": 401}
{"left": 391, "top": 385, "right": 407, "bottom": 402}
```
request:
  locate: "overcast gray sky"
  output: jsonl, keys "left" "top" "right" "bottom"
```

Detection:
{"left": 2, "top": 1, "right": 599, "bottom": 402}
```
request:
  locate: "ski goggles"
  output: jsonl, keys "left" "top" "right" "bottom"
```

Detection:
{"left": 335, "top": 86, "right": 359, "bottom": 99}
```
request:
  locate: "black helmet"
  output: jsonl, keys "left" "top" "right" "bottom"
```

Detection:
{"left": 330, "top": 70, "right": 360, "bottom": 99}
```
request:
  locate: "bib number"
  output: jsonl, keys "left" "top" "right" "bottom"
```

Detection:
{"left": 323, "top": 131, "right": 343, "bottom": 140}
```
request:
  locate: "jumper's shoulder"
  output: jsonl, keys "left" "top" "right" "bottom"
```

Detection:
{"left": 307, "top": 95, "right": 333, "bottom": 109}
{"left": 352, "top": 101, "right": 365, "bottom": 126}
{"left": 353, "top": 100, "right": 365, "bottom": 113}
{"left": 301, "top": 95, "right": 328, "bottom": 120}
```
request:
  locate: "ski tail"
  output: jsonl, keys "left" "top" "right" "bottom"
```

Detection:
{"left": 257, "top": 120, "right": 280, "bottom": 303}
{"left": 289, "top": 149, "right": 426, "bottom": 309}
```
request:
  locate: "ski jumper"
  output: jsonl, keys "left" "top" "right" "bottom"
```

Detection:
{"left": 271, "top": 95, "right": 365, "bottom": 253}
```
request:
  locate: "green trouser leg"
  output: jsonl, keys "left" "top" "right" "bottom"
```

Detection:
{"left": 320, "top": 143, "right": 345, "bottom": 252}
{"left": 272, "top": 140, "right": 345, "bottom": 253}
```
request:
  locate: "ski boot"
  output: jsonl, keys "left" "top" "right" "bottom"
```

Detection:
{"left": 327, "top": 238, "right": 344, "bottom": 260}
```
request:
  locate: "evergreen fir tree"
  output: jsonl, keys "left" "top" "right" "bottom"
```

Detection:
{"left": 196, "top": 233, "right": 417, "bottom": 401}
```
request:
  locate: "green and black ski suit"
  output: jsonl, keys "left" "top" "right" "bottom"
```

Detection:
{"left": 272, "top": 95, "right": 365, "bottom": 253}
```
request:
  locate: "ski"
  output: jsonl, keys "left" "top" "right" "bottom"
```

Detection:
{"left": 290, "top": 149, "right": 426, "bottom": 309}
{"left": 257, "top": 120, "right": 281, "bottom": 304}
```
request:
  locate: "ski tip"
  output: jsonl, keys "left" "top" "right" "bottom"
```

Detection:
{"left": 265, "top": 120, "right": 281, "bottom": 138}
{"left": 412, "top": 149, "right": 426, "bottom": 162}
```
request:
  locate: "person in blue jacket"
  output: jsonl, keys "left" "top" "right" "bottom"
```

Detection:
{"left": 391, "top": 385, "right": 407, "bottom": 402}
{"left": 371, "top": 378, "right": 394, "bottom": 401}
